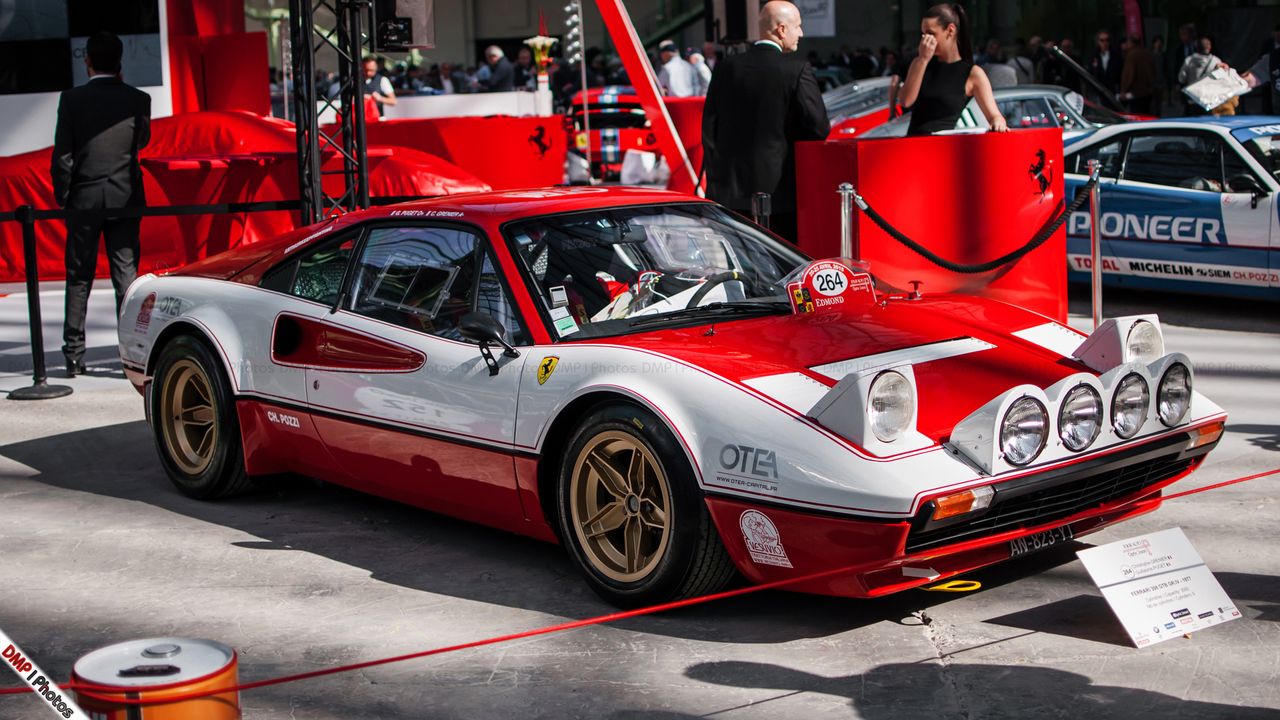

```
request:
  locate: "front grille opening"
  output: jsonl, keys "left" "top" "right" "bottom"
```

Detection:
{"left": 906, "top": 454, "right": 1194, "bottom": 553}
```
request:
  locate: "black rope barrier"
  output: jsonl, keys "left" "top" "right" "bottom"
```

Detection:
{"left": 852, "top": 173, "right": 1101, "bottom": 275}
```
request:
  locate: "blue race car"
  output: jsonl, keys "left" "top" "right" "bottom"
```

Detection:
{"left": 1063, "top": 117, "right": 1280, "bottom": 300}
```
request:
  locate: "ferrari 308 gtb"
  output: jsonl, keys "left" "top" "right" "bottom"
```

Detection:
{"left": 118, "top": 187, "right": 1226, "bottom": 607}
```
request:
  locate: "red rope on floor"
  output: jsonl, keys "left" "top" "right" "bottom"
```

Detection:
{"left": 4, "top": 465, "right": 1277, "bottom": 706}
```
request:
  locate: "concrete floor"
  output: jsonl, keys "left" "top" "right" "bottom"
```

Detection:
{"left": 0, "top": 282, "right": 1277, "bottom": 719}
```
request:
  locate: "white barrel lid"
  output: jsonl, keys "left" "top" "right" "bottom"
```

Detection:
{"left": 74, "top": 638, "right": 234, "bottom": 688}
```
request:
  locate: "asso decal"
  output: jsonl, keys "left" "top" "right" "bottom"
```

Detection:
{"left": 739, "top": 510, "right": 792, "bottom": 568}
{"left": 787, "top": 260, "right": 875, "bottom": 315}
{"left": 716, "top": 444, "right": 780, "bottom": 494}
{"left": 134, "top": 292, "right": 157, "bottom": 333}
{"left": 1068, "top": 253, "right": 1279, "bottom": 287}
{"left": 537, "top": 356, "right": 560, "bottom": 385}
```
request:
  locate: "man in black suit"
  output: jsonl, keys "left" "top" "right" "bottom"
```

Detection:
{"left": 51, "top": 31, "right": 151, "bottom": 377}
{"left": 702, "top": 1, "right": 829, "bottom": 244}
{"left": 1087, "top": 30, "right": 1123, "bottom": 97}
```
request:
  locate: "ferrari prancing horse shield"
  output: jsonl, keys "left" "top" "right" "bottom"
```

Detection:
{"left": 537, "top": 356, "right": 559, "bottom": 385}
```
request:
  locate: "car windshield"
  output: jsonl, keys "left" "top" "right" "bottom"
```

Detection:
{"left": 507, "top": 203, "right": 806, "bottom": 339}
{"left": 1080, "top": 99, "right": 1126, "bottom": 125}
{"left": 1241, "top": 134, "right": 1280, "bottom": 182}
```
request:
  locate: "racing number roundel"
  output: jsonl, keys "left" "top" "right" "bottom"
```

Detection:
{"left": 787, "top": 260, "right": 875, "bottom": 315}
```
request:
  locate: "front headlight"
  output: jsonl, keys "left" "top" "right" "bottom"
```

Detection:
{"left": 868, "top": 370, "right": 914, "bottom": 442}
{"left": 1125, "top": 320, "right": 1163, "bottom": 364}
{"left": 1111, "top": 373, "right": 1149, "bottom": 439}
{"left": 1000, "top": 396, "right": 1048, "bottom": 466}
{"left": 1157, "top": 363, "right": 1192, "bottom": 426}
{"left": 1058, "top": 384, "right": 1102, "bottom": 451}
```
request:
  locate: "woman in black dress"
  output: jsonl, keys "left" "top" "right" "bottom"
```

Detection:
{"left": 900, "top": 3, "right": 1007, "bottom": 136}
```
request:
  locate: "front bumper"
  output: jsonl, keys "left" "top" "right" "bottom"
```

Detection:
{"left": 703, "top": 423, "right": 1221, "bottom": 598}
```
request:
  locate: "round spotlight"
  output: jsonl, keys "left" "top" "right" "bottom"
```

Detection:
{"left": 1126, "top": 320, "right": 1163, "bottom": 364}
{"left": 1058, "top": 384, "right": 1102, "bottom": 452}
{"left": 1111, "top": 373, "right": 1149, "bottom": 439}
{"left": 867, "top": 370, "right": 914, "bottom": 442}
{"left": 1157, "top": 363, "right": 1192, "bottom": 427}
{"left": 1001, "top": 396, "right": 1048, "bottom": 466}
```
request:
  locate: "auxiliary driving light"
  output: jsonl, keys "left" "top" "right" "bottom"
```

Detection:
{"left": 1058, "top": 384, "right": 1103, "bottom": 451}
{"left": 1000, "top": 396, "right": 1049, "bottom": 466}
{"left": 1111, "top": 373, "right": 1150, "bottom": 439}
{"left": 932, "top": 484, "right": 994, "bottom": 521}
{"left": 1157, "top": 363, "right": 1192, "bottom": 427}
{"left": 1125, "top": 320, "right": 1164, "bottom": 364}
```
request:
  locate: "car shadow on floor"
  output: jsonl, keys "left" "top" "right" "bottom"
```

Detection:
{"left": 1224, "top": 423, "right": 1280, "bottom": 453}
{"left": 669, "top": 660, "right": 1278, "bottom": 720}
{"left": 3, "top": 420, "right": 1097, "bottom": 645}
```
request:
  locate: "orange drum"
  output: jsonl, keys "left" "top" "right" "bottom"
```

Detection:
{"left": 72, "top": 638, "right": 240, "bottom": 719}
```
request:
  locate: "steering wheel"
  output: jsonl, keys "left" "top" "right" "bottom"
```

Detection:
{"left": 685, "top": 270, "right": 757, "bottom": 309}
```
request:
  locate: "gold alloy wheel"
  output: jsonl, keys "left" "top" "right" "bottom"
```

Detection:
{"left": 570, "top": 430, "right": 672, "bottom": 583}
{"left": 159, "top": 359, "right": 218, "bottom": 476}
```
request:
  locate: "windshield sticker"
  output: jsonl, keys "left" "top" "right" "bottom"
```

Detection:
{"left": 551, "top": 306, "right": 580, "bottom": 336}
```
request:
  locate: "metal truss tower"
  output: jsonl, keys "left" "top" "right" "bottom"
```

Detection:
{"left": 289, "top": 0, "right": 371, "bottom": 225}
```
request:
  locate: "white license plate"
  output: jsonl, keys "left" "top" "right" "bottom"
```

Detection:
{"left": 1009, "top": 525, "right": 1074, "bottom": 558}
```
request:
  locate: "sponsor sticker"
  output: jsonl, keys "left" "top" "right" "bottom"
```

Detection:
{"left": 1, "top": 627, "right": 86, "bottom": 718}
{"left": 716, "top": 444, "right": 780, "bottom": 494}
{"left": 1068, "top": 253, "right": 1279, "bottom": 287}
{"left": 536, "top": 356, "right": 559, "bottom": 385}
{"left": 155, "top": 296, "right": 186, "bottom": 318}
{"left": 739, "top": 509, "right": 792, "bottom": 568}
{"left": 550, "top": 306, "right": 579, "bottom": 336}
{"left": 134, "top": 292, "right": 156, "bottom": 333}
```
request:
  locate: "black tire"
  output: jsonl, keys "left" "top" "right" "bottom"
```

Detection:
{"left": 556, "top": 403, "right": 737, "bottom": 607}
{"left": 150, "top": 334, "right": 252, "bottom": 499}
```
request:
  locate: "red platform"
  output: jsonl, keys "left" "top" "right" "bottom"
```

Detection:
{"left": 796, "top": 129, "right": 1067, "bottom": 321}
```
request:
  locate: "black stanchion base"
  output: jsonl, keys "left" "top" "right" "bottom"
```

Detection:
{"left": 8, "top": 381, "right": 74, "bottom": 401}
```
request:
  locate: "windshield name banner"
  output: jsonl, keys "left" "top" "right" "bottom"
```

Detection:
{"left": 787, "top": 260, "right": 874, "bottom": 315}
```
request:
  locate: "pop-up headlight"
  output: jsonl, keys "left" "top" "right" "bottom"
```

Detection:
{"left": 1072, "top": 315, "right": 1165, "bottom": 372}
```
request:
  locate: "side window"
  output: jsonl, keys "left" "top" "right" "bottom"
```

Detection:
{"left": 1047, "top": 98, "right": 1082, "bottom": 131}
{"left": 998, "top": 98, "right": 1058, "bottom": 129}
{"left": 1070, "top": 138, "right": 1125, "bottom": 177}
{"left": 1122, "top": 134, "right": 1224, "bottom": 191}
{"left": 1222, "top": 148, "right": 1262, "bottom": 193}
{"left": 348, "top": 225, "right": 526, "bottom": 344}
{"left": 260, "top": 232, "right": 357, "bottom": 305}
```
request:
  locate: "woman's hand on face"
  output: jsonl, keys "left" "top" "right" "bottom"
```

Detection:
{"left": 918, "top": 34, "right": 937, "bottom": 62}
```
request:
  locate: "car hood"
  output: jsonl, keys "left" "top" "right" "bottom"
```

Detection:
{"left": 608, "top": 295, "right": 1090, "bottom": 442}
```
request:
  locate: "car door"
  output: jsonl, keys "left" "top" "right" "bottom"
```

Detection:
{"left": 1107, "top": 130, "right": 1273, "bottom": 292}
{"left": 300, "top": 222, "right": 532, "bottom": 527}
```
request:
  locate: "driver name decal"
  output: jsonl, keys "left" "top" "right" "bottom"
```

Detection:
{"left": 739, "top": 510, "right": 793, "bottom": 568}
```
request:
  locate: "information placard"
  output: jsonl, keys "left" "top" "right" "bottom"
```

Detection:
{"left": 1077, "top": 527, "right": 1240, "bottom": 648}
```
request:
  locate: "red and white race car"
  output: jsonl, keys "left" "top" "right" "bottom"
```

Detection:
{"left": 118, "top": 188, "right": 1225, "bottom": 607}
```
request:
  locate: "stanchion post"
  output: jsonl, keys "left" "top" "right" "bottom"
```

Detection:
{"left": 1087, "top": 160, "right": 1103, "bottom": 329}
{"left": 9, "top": 205, "right": 73, "bottom": 401}
{"left": 752, "top": 192, "right": 771, "bottom": 229}
{"left": 838, "top": 182, "right": 854, "bottom": 259}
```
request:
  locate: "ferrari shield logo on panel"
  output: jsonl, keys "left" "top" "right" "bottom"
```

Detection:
{"left": 537, "top": 356, "right": 559, "bottom": 385}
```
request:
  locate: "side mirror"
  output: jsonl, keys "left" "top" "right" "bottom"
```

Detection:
{"left": 1227, "top": 173, "right": 1266, "bottom": 207}
{"left": 459, "top": 311, "right": 519, "bottom": 376}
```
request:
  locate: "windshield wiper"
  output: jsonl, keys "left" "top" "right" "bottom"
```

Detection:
{"left": 626, "top": 300, "right": 791, "bottom": 328}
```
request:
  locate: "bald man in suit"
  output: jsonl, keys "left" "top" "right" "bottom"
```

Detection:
{"left": 702, "top": 1, "right": 829, "bottom": 244}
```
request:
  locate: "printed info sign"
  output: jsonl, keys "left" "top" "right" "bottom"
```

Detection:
{"left": 1077, "top": 527, "right": 1240, "bottom": 648}
{"left": 795, "top": 0, "right": 835, "bottom": 37}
